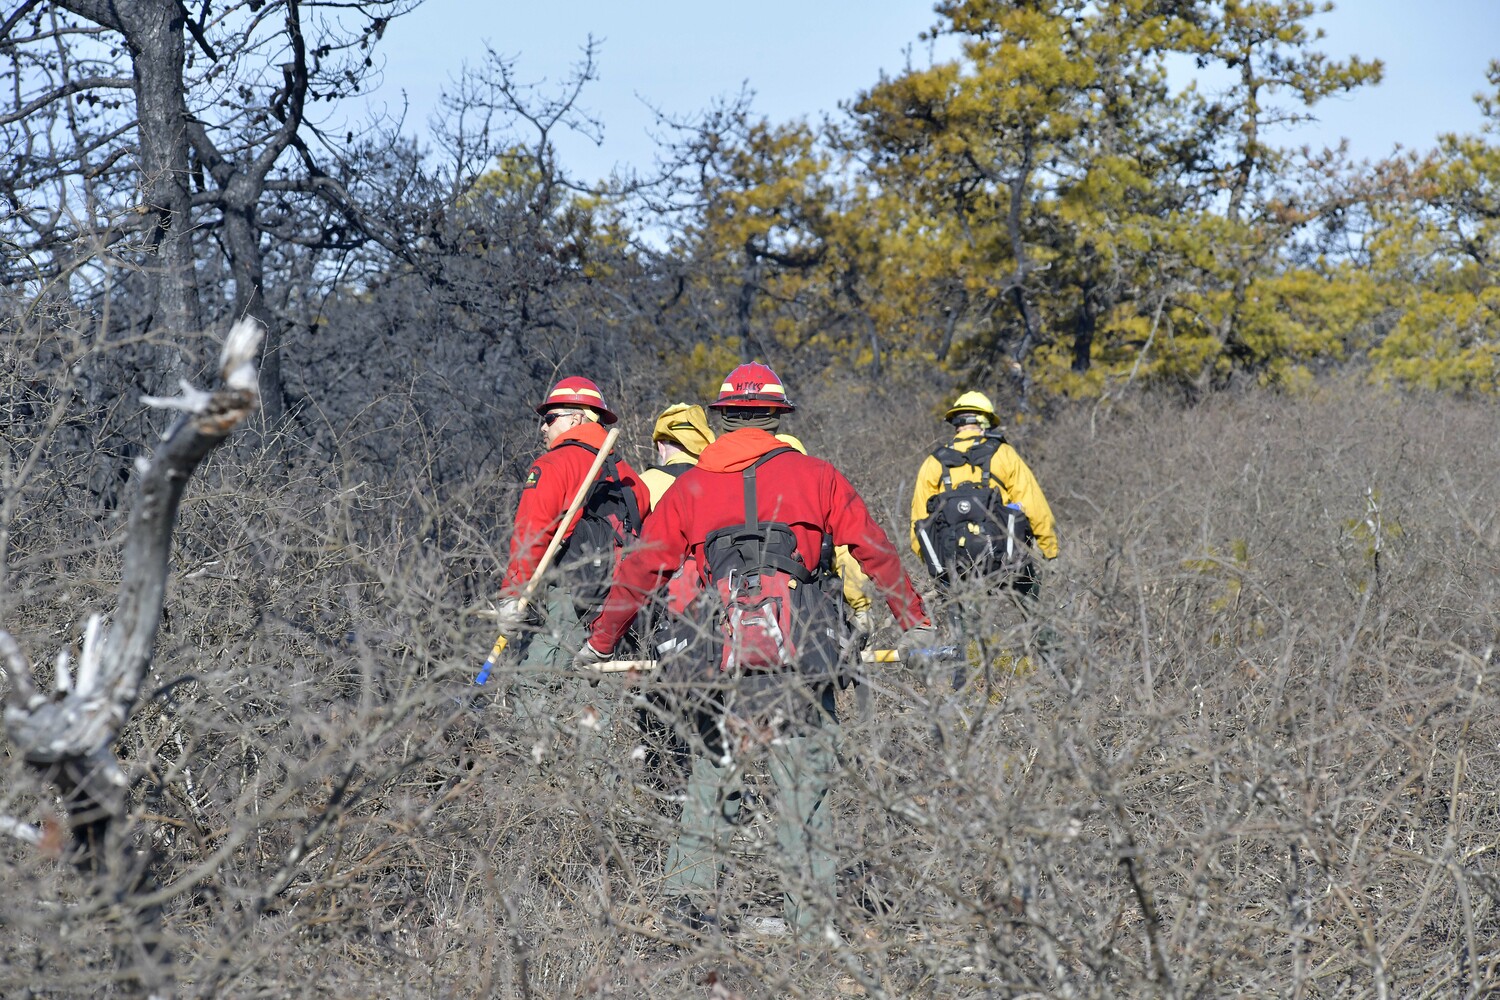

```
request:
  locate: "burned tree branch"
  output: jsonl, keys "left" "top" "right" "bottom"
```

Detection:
{"left": 2, "top": 318, "right": 263, "bottom": 866}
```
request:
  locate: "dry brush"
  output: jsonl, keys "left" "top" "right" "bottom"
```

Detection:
{"left": 1, "top": 354, "right": 1496, "bottom": 997}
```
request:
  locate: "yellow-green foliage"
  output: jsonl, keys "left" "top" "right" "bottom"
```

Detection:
{"left": 1182, "top": 537, "right": 1271, "bottom": 646}
{"left": 459, "top": 146, "right": 629, "bottom": 276}
{"left": 664, "top": 341, "right": 744, "bottom": 402}
{"left": 1366, "top": 71, "right": 1500, "bottom": 393}
{"left": 674, "top": 5, "right": 1495, "bottom": 402}
{"left": 1373, "top": 287, "right": 1500, "bottom": 393}
{"left": 1183, "top": 538, "right": 1250, "bottom": 615}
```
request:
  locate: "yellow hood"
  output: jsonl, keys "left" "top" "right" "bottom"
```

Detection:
{"left": 652, "top": 403, "right": 715, "bottom": 456}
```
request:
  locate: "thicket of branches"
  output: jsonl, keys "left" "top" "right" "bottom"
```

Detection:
{"left": 3, "top": 323, "right": 1497, "bottom": 995}
{"left": 3, "top": 0, "right": 1499, "bottom": 996}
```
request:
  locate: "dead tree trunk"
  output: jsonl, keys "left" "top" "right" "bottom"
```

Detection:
{"left": 0, "top": 318, "right": 262, "bottom": 994}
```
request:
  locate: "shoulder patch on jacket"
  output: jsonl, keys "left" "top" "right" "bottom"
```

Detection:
{"left": 524, "top": 465, "right": 542, "bottom": 489}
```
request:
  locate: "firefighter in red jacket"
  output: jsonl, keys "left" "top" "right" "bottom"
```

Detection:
{"left": 495, "top": 376, "right": 651, "bottom": 676}
{"left": 577, "top": 363, "right": 933, "bottom": 940}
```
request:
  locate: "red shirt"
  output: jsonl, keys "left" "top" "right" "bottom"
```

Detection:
{"left": 502, "top": 422, "right": 651, "bottom": 594}
{"left": 590, "top": 428, "right": 928, "bottom": 650}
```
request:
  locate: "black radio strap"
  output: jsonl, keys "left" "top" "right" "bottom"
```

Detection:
{"left": 560, "top": 439, "right": 642, "bottom": 533}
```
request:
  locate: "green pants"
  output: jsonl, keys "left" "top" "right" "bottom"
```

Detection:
{"left": 509, "top": 588, "right": 619, "bottom": 750}
{"left": 518, "top": 588, "right": 585, "bottom": 674}
{"left": 941, "top": 563, "right": 1056, "bottom": 652}
{"left": 661, "top": 720, "right": 840, "bottom": 938}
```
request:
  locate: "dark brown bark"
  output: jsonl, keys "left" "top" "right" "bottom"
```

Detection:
{"left": 1006, "top": 143, "right": 1044, "bottom": 376}
{"left": 54, "top": 0, "right": 199, "bottom": 391}
{"left": 185, "top": 0, "right": 311, "bottom": 426}
{"left": 1072, "top": 284, "right": 1098, "bottom": 373}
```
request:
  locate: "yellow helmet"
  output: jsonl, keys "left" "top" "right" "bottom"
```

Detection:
{"left": 652, "top": 403, "right": 715, "bottom": 456}
{"left": 943, "top": 390, "right": 998, "bottom": 426}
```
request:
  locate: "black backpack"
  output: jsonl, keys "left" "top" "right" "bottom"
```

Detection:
{"left": 916, "top": 432, "right": 1034, "bottom": 582}
{"left": 557, "top": 442, "right": 644, "bottom": 606}
{"left": 699, "top": 449, "right": 841, "bottom": 676}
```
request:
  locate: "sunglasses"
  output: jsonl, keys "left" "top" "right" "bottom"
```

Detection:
{"left": 539, "top": 411, "right": 572, "bottom": 430}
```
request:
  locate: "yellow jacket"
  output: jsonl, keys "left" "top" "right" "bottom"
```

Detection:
{"left": 910, "top": 427, "right": 1058, "bottom": 560}
{"left": 639, "top": 452, "right": 697, "bottom": 508}
{"left": 833, "top": 545, "right": 873, "bottom": 612}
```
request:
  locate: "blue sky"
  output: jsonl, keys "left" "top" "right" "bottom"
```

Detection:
{"left": 364, "top": 0, "right": 1498, "bottom": 182}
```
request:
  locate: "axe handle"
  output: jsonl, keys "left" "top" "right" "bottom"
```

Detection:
{"left": 586, "top": 659, "right": 659, "bottom": 673}
{"left": 585, "top": 650, "right": 907, "bottom": 672}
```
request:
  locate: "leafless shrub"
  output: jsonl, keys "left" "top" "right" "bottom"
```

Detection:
{"left": 3, "top": 335, "right": 1498, "bottom": 998}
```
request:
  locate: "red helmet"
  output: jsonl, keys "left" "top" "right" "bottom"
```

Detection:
{"left": 534, "top": 376, "right": 618, "bottom": 425}
{"left": 708, "top": 362, "right": 795, "bottom": 411}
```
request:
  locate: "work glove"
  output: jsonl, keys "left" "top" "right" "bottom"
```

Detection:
{"left": 840, "top": 607, "right": 878, "bottom": 662}
{"left": 492, "top": 597, "right": 530, "bottom": 638}
{"left": 572, "top": 639, "right": 612, "bottom": 671}
{"left": 897, "top": 624, "right": 940, "bottom": 666}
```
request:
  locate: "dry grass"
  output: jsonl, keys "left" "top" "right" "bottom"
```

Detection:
{"left": 3, "top": 349, "right": 1498, "bottom": 997}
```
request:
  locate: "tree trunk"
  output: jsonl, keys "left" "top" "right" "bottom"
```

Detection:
{"left": 127, "top": 1, "right": 200, "bottom": 366}
{"left": 1072, "top": 285, "right": 1098, "bottom": 373}
{"left": 736, "top": 250, "right": 762, "bottom": 362}
{"left": 222, "top": 185, "right": 285, "bottom": 426}
{"left": 1005, "top": 145, "right": 1043, "bottom": 376}
{"left": 57, "top": 0, "right": 201, "bottom": 385}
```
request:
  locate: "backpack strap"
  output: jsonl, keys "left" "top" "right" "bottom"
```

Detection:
{"left": 652, "top": 462, "right": 693, "bottom": 479}
{"left": 932, "top": 433, "right": 1004, "bottom": 492}
{"left": 559, "top": 439, "right": 643, "bottom": 534}
{"left": 740, "top": 447, "right": 796, "bottom": 530}
{"left": 930, "top": 446, "right": 963, "bottom": 492}
{"left": 736, "top": 447, "right": 811, "bottom": 582}
{"left": 610, "top": 452, "right": 644, "bottom": 533}
{"left": 561, "top": 440, "right": 599, "bottom": 456}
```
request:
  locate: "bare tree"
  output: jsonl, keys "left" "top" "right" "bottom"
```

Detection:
{"left": 276, "top": 42, "right": 671, "bottom": 484}
{"left": 2, "top": 1, "right": 421, "bottom": 419}
{"left": 1, "top": 318, "right": 261, "bottom": 994}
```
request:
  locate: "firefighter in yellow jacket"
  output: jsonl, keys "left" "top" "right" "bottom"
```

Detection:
{"left": 640, "top": 404, "right": 715, "bottom": 616}
{"left": 639, "top": 403, "right": 715, "bottom": 507}
{"left": 910, "top": 390, "right": 1058, "bottom": 594}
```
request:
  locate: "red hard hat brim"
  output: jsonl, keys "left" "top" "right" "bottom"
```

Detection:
{"left": 707, "top": 397, "right": 795, "bottom": 412}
